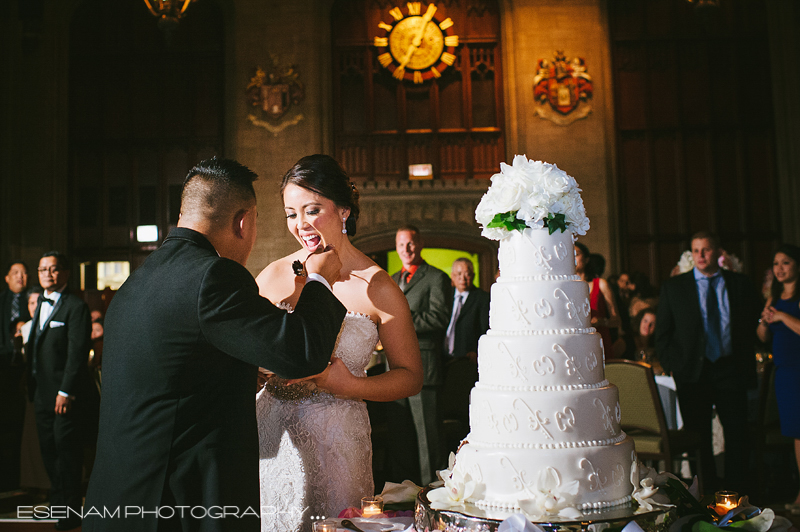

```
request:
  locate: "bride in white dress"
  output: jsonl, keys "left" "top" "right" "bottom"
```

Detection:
{"left": 255, "top": 155, "right": 423, "bottom": 532}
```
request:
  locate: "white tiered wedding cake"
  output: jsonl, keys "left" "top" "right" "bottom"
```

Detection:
{"left": 428, "top": 156, "right": 636, "bottom": 520}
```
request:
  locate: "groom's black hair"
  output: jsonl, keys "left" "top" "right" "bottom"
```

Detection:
{"left": 181, "top": 157, "right": 258, "bottom": 224}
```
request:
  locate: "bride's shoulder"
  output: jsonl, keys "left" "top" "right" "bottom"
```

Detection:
{"left": 255, "top": 253, "right": 302, "bottom": 291}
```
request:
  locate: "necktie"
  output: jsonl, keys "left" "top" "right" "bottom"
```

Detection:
{"left": 446, "top": 293, "right": 464, "bottom": 355}
{"left": 41, "top": 296, "right": 55, "bottom": 305}
{"left": 705, "top": 276, "right": 722, "bottom": 362}
{"left": 399, "top": 270, "right": 410, "bottom": 290}
{"left": 10, "top": 293, "right": 20, "bottom": 323}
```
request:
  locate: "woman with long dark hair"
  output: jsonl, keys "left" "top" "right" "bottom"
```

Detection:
{"left": 757, "top": 244, "right": 800, "bottom": 510}
{"left": 575, "top": 242, "right": 620, "bottom": 359}
{"left": 254, "top": 155, "right": 422, "bottom": 531}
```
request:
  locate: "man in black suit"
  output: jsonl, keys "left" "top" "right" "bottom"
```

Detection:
{"left": 390, "top": 225, "right": 451, "bottom": 484}
{"left": 0, "top": 261, "right": 29, "bottom": 491}
{"left": 83, "top": 158, "right": 346, "bottom": 532}
{"left": 656, "top": 231, "right": 759, "bottom": 493}
{"left": 27, "top": 252, "right": 96, "bottom": 530}
{"left": 440, "top": 258, "right": 490, "bottom": 451}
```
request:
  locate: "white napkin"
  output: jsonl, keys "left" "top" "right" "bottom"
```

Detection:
{"left": 497, "top": 513, "right": 547, "bottom": 532}
{"left": 621, "top": 521, "right": 645, "bottom": 532}
{"left": 379, "top": 480, "right": 423, "bottom": 505}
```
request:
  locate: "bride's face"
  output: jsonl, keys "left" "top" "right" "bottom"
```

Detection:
{"left": 283, "top": 183, "right": 349, "bottom": 253}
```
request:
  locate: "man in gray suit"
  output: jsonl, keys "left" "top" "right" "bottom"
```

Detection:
{"left": 390, "top": 225, "right": 451, "bottom": 484}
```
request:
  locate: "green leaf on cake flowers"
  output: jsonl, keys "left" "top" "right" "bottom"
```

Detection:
{"left": 487, "top": 211, "right": 528, "bottom": 232}
{"left": 544, "top": 213, "right": 567, "bottom": 235}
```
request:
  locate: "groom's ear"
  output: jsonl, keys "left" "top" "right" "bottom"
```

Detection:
{"left": 233, "top": 209, "right": 248, "bottom": 239}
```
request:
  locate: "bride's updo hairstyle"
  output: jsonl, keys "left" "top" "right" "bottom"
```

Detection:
{"left": 281, "top": 154, "right": 361, "bottom": 236}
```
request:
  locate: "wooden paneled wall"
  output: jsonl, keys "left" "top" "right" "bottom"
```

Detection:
{"left": 68, "top": 0, "right": 224, "bottom": 272}
{"left": 610, "top": 0, "right": 780, "bottom": 289}
{"left": 331, "top": 0, "right": 504, "bottom": 181}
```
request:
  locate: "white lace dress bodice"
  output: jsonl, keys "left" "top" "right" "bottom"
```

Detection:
{"left": 256, "top": 311, "right": 379, "bottom": 532}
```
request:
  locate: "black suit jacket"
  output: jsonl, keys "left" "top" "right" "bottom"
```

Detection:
{"left": 655, "top": 269, "right": 759, "bottom": 388}
{"left": 1, "top": 288, "right": 30, "bottom": 366}
{"left": 83, "top": 228, "right": 347, "bottom": 532}
{"left": 449, "top": 286, "right": 490, "bottom": 359}
{"left": 27, "top": 290, "right": 93, "bottom": 405}
{"left": 392, "top": 262, "right": 452, "bottom": 386}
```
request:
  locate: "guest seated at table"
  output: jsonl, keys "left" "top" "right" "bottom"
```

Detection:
{"left": 627, "top": 271, "right": 658, "bottom": 318}
{"left": 757, "top": 244, "right": 800, "bottom": 511}
{"left": 629, "top": 307, "right": 663, "bottom": 374}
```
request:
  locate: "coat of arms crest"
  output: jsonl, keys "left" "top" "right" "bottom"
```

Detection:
{"left": 533, "top": 50, "right": 593, "bottom": 126}
{"left": 246, "top": 57, "right": 305, "bottom": 135}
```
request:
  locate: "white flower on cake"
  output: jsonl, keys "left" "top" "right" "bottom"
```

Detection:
{"left": 517, "top": 467, "right": 582, "bottom": 520}
{"left": 427, "top": 453, "right": 478, "bottom": 510}
{"left": 475, "top": 155, "right": 590, "bottom": 240}
{"left": 630, "top": 460, "right": 675, "bottom": 512}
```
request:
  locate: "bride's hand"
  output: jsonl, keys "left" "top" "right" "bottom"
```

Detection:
{"left": 294, "top": 357, "right": 358, "bottom": 397}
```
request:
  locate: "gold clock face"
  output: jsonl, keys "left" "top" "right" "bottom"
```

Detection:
{"left": 373, "top": 2, "right": 459, "bottom": 84}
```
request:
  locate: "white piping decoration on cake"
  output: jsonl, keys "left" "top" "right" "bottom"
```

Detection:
{"left": 466, "top": 432, "right": 628, "bottom": 449}
{"left": 498, "top": 455, "right": 538, "bottom": 498}
{"left": 486, "top": 327, "right": 597, "bottom": 336}
{"left": 471, "top": 494, "right": 632, "bottom": 511}
{"left": 512, "top": 398, "right": 553, "bottom": 440}
{"left": 529, "top": 238, "right": 556, "bottom": 271}
{"left": 532, "top": 299, "right": 553, "bottom": 319}
{"left": 506, "top": 288, "right": 531, "bottom": 325}
{"left": 497, "top": 274, "right": 581, "bottom": 281}
{"left": 580, "top": 458, "right": 609, "bottom": 493}
{"left": 555, "top": 407, "right": 576, "bottom": 432}
{"left": 586, "top": 351, "right": 599, "bottom": 371}
{"left": 532, "top": 355, "right": 555, "bottom": 376}
{"left": 554, "top": 288, "right": 580, "bottom": 322}
{"left": 593, "top": 397, "right": 618, "bottom": 436}
{"left": 475, "top": 380, "right": 609, "bottom": 392}
{"left": 498, "top": 341, "right": 529, "bottom": 381}
{"left": 553, "top": 240, "right": 569, "bottom": 261}
{"left": 554, "top": 343, "right": 585, "bottom": 382}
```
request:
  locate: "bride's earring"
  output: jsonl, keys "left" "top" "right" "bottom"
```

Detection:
{"left": 342, "top": 217, "right": 348, "bottom": 234}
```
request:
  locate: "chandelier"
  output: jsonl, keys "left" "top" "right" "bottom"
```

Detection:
{"left": 686, "top": 0, "right": 720, "bottom": 9}
{"left": 143, "top": 0, "right": 197, "bottom": 36}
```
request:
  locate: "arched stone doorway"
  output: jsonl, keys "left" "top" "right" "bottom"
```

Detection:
{"left": 351, "top": 179, "right": 497, "bottom": 288}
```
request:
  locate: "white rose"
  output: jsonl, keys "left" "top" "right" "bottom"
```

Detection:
{"left": 540, "top": 166, "right": 574, "bottom": 196}
{"left": 488, "top": 178, "right": 526, "bottom": 214}
{"left": 481, "top": 226, "right": 509, "bottom": 240}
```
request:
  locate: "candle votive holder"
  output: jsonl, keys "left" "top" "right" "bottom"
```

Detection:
{"left": 361, "top": 495, "right": 384, "bottom": 517}
{"left": 312, "top": 520, "right": 337, "bottom": 532}
{"left": 714, "top": 491, "right": 739, "bottom": 515}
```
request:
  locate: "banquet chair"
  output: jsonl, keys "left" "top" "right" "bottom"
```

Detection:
{"left": 605, "top": 360, "right": 704, "bottom": 493}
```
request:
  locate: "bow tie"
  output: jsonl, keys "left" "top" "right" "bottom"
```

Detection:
{"left": 41, "top": 297, "right": 56, "bottom": 306}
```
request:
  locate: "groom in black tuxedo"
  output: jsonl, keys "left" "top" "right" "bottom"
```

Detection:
{"left": 84, "top": 158, "right": 347, "bottom": 532}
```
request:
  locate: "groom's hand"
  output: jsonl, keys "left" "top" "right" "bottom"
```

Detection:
{"left": 305, "top": 246, "right": 342, "bottom": 286}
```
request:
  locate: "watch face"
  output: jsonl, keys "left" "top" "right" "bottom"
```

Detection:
{"left": 373, "top": 2, "right": 459, "bottom": 84}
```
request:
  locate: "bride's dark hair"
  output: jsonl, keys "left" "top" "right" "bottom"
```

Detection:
{"left": 281, "top": 154, "right": 360, "bottom": 236}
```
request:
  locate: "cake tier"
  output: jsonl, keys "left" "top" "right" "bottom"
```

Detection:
{"left": 478, "top": 332, "right": 605, "bottom": 388}
{"left": 468, "top": 384, "right": 623, "bottom": 446}
{"left": 452, "top": 436, "right": 636, "bottom": 511}
{"left": 489, "top": 279, "right": 591, "bottom": 332}
{"left": 498, "top": 228, "right": 576, "bottom": 278}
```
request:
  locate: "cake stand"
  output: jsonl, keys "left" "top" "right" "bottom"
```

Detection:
{"left": 414, "top": 487, "right": 674, "bottom": 532}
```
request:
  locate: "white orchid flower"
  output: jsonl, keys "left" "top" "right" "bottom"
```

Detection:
{"left": 427, "top": 467, "right": 477, "bottom": 510}
{"left": 517, "top": 467, "right": 582, "bottom": 520}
